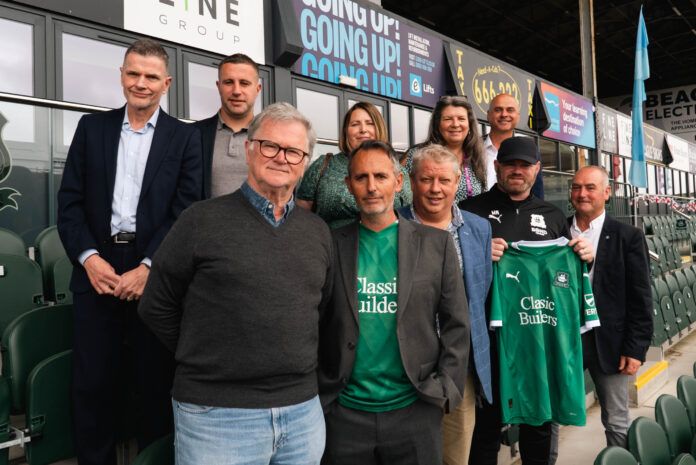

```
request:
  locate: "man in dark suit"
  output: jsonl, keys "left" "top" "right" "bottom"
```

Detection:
{"left": 194, "top": 53, "right": 261, "bottom": 198}
{"left": 569, "top": 165, "right": 653, "bottom": 448}
{"left": 319, "top": 140, "right": 470, "bottom": 464}
{"left": 57, "top": 39, "right": 202, "bottom": 465}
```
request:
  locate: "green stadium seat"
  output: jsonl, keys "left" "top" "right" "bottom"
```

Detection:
{"left": 655, "top": 394, "right": 693, "bottom": 460}
{"left": 674, "top": 270, "right": 690, "bottom": 290}
{"left": 0, "top": 254, "right": 44, "bottom": 333}
{"left": 0, "top": 228, "right": 26, "bottom": 256}
{"left": 131, "top": 433, "right": 174, "bottom": 465}
{"left": 643, "top": 216, "right": 655, "bottom": 236}
{"left": 628, "top": 416, "right": 675, "bottom": 465}
{"left": 52, "top": 256, "right": 72, "bottom": 305}
{"left": 685, "top": 268, "right": 696, "bottom": 287}
{"left": 673, "top": 454, "right": 696, "bottom": 465}
{"left": 660, "top": 296, "right": 679, "bottom": 340}
{"left": 594, "top": 446, "right": 639, "bottom": 465}
{"left": 681, "top": 286, "right": 696, "bottom": 324}
{"left": 34, "top": 226, "right": 68, "bottom": 302}
{"left": 0, "top": 304, "right": 73, "bottom": 413}
{"left": 652, "top": 297, "right": 668, "bottom": 346}
{"left": 24, "top": 350, "right": 74, "bottom": 465}
{"left": 677, "top": 375, "right": 696, "bottom": 435}
{"left": 0, "top": 377, "right": 10, "bottom": 465}
{"left": 671, "top": 291, "right": 689, "bottom": 332}
{"left": 666, "top": 274, "right": 681, "bottom": 295}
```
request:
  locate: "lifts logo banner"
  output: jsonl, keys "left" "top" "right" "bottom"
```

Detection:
{"left": 123, "top": 0, "right": 265, "bottom": 64}
{"left": 290, "top": 0, "right": 447, "bottom": 107}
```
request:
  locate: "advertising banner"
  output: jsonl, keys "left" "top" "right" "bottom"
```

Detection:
{"left": 689, "top": 143, "right": 696, "bottom": 174}
{"left": 123, "top": 0, "right": 265, "bottom": 64}
{"left": 290, "top": 0, "right": 447, "bottom": 107}
{"left": 446, "top": 43, "right": 534, "bottom": 131}
{"left": 643, "top": 124, "right": 664, "bottom": 163}
{"left": 540, "top": 82, "right": 596, "bottom": 148}
{"left": 666, "top": 134, "right": 690, "bottom": 171}
{"left": 644, "top": 85, "right": 696, "bottom": 143}
{"left": 616, "top": 113, "right": 632, "bottom": 157}
{"left": 597, "top": 107, "right": 618, "bottom": 153}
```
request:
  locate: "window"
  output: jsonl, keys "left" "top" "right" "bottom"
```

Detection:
{"left": 187, "top": 62, "right": 219, "bottom": 121}
{"left": 389, "top": 102, "right": 410, "bottom": 152}
{"left": 295, "top": 87, "right": 339, "bottom": 141}
{"left": 559, "top": 143, "right": 576, "bottom": 173}
{"left": 0, "top": 17, "right": 33, "bottom": 96}
{"left": 648, "top": 164, "right": 656, "bottom": 194}
{"left": 539, "top": 139, "right": 557, "bottom": 170}
{"left": 412, "top": 108, "right": 431, "bottom": 145}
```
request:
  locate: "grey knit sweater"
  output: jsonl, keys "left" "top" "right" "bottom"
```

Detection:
{"left": 139, "top": 190, "right": 333, "bottom": 408}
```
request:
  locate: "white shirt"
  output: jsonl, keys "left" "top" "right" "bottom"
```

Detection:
{"left": 484, "top": 135, "right": 497, "bottom": 190}
{"left": 570, "top": 210, "right": 606, "bottom": 282}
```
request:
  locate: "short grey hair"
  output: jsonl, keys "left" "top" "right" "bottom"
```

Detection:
{"left": 248, "top": 102, "right": 317, "bottom": 156}
{"left": 347, "top": 140, "right": 401, "bottom": 177}
{"left": 575, "top": 165, "right": 610, "bottom": 188}
{"left": 410, "top": 144, "right": 461, "bottom": 178}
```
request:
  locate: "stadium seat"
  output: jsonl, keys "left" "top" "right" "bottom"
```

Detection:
{"left": 666, "top": 274, "right": 682, "bottom": 296}
{"left": 0, "top": 254, "right": 44, "bottom": 333}
{"left": 51, "top": 256, "right": 72, "bottom": 305}
{"left": 643, "top": 216, "right": 655, "bottom": 236}
{"left": 628, "top": 416, "right": 676, "bottom": 465}
{"left": 681, "top": 285, "right": 696, "bottom": 324}
{"left": 594, "top": 446, "right": 639, "bottom": 465}
{"left": 0, "top": 304, "right": 73, "bottom": 413}
{"left": 131, "top": 433, "right": 174, "bottom": 465}
{"left": 659, "top": 295, "right": 679, "bottom": 340}
{"left": 684, "top": 268, "right": 696, "bottom": 288}
{"left": 671, "top": 291, "right": 689, "bottom": 332}
{"left": 24, "top": 350, "right": 74, "bottom": 465}
{"left": 0, "top": 377, "right": 10, "bottom": 465}
{"left": 675, "top": 270, "right": 690, "bottom": 290}
{"left": 34, "top": 226, "right": 68, "bottom": 302}
{"left": 673, "top": 454, "right": 696, "bottom": 465}
{"left": 655, "top": 394, "right": 694, "bottom": 460}
{"left": 652, "top": 297, "right": 668, "bottom": 346}
{"left": 0, "top": 228, "right": 26, "bottom": 256}
{"left": 677, "top": 375, "right": 696, "bottom": 434}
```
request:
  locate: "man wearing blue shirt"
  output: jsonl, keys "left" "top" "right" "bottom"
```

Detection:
{"left": 57, "top": 39, "right": 202, "bottom": 465}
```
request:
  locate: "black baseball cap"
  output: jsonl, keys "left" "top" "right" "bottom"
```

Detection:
{"left": 497, "top": 137, "right": 540, "bottom": 164}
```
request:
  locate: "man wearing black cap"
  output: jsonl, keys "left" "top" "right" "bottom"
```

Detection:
{"left": 459, "top": 136, "right": 593, "bottom": 465}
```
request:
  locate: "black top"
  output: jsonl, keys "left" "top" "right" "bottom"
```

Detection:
{"left": 459, "top": 184, "right": 569, "bottom": 241}
{"left": 139, "top": 190, "right": 334, "bottom": 408}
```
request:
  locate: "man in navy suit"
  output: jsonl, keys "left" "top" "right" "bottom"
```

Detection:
{"left": 57, "top": 39, "right": 202, "bottom": 465}
{"left": 194, "top": 53, "right": 261, "bottom": 198}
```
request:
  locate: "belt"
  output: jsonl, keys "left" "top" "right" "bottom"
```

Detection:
{"left": 112, "top": 232, "right": 136, "bottom": 244}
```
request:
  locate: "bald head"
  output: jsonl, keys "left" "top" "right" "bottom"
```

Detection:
{"left": 487, "top": 93, "right": 520, "bottom": 134}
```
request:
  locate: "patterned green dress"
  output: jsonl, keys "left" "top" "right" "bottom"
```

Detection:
{"left": 297, "top": 152, "right": 413, "bottom": 229}
{"left": 404, "top": 147, "right": 485, "bottom": 203}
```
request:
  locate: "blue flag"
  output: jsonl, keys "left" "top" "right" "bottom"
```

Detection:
{"left": 628, "top": 6, "right": 649, "bottom": 188}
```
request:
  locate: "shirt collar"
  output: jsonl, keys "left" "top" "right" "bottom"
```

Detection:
{"left": 240, "top": 181, "right": 295, "bottom": 226}
{"left": 483, "top": 134, "right": 495, "bottom": 150}
{"left": 572, "top": 210, "right": 606, "bottom": 233}
{"left": 216, "top": 114, "right": 249, "bottom": 133}
{"left": 122, "top": 107, "right": 159, "bottom": 131}
{"left": 409, "top": 204, "right": 463, "bottom": 228}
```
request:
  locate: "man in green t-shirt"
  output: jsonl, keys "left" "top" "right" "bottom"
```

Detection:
{"left": 319, "top": 140, "right": 470, "bottom": 464}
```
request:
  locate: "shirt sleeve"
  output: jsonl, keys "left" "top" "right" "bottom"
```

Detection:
{"left": 296, "top": 154, "right": 328, "bottom": 201}
{"left": 579, "top": 262, "right": 600, "bottom": 334}
{"left": 489, "top": 261, "right": 503, "bottom": 329}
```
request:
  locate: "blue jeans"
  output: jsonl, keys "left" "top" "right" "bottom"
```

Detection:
{"left": 173, "top": 395, "right": 325, "bottom": 465}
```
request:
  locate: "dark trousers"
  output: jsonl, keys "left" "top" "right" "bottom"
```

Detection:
{"left": 72, "top": 243, "right": 174, "bottom": 465}
{"left": 468, "top": 332, "right": 552, "bottom": 465}
{"left": 323, "top": 399, "right": 443, "bottom": 465}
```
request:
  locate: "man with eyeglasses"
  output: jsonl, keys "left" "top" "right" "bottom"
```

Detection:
{"left": 139, "top": 102, "right": 333, "bottom": 465}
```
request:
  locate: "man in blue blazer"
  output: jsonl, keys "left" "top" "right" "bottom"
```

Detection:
{"left": 399, "top": 144, "right": 492, "bottom": 465}
{"left": 57, "top": 39, "right": 202, "bottom": 465}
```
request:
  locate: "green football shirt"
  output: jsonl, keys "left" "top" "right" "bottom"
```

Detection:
{"left": 339, "top": 222, "right": 418, "bottom": 412}
{"left": 490, "top": 237, "right": 599, "bottom": 426}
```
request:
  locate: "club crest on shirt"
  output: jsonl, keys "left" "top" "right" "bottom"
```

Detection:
{"left": 489, "top": 210, "right": 502, "bottom": 223}
{"left": 584, "top": 293, "right": 596, "bottom": 309}
{"left": 553, "top": 271, "right": 569, "bottom": 288}
{"left": 530, "top": 214, "right": 548, "bottom": 236}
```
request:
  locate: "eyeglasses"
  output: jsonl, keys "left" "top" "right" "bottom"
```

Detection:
{"left": 250, "top": 139, "right": 308, "bottom": 165}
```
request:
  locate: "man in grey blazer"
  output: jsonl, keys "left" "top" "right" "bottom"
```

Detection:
{"left": 319, "top": 140, "right": 470, "bottom": 464}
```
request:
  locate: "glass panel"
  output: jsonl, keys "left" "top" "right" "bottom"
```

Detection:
{"left": 412, "top": 108, "right": 431, "bottom": 145}
{"left": 187, "top": 62, "right": 218, "bottom": 121}
{"left": 666, "top": 169, "right": 673, "bottom": 195}
{"left": 559, "top": 143, "right": 576, "bottom": 173}
{"left": 680, "top": 172, "right": 686, "bottom": 197}
{"left": 389, "top": 102, "right": 410, "bottom": 152}
{"left": 648, "top": 164, "right": 656, "bottom": 194}
{"left": 600, "top": 152, "right": 612, "bottom": 173}
{"left": 0, "top": 103, "right": 50, "bottom": 244}
{"left": 542, "top": 171, "right": 573, "bottom": 216}
{"left": 254, "top": 77, "right": 264, "bottom": 116}
{"left": 539, "top": 139, "right": 557, "bottom": 170}
{"left": 308, "top": 142, "right": 339, "bottom": 165}
{"left": 0, "top": 18, "right": 33, "bottom": 95}
{"left": 62, "top": 33, "right": 169, "bottom": 112}
{"left": 576, "top": 147, "right": 590, "bottom": 169}
{"left": 296, "top": 88, "right": 339, "bottom": 141}
{"left": 347, "top": 99, "right": 384, "bottom": 115}
{"left": 612, "top": 155, "right": 625, "bottom": 184}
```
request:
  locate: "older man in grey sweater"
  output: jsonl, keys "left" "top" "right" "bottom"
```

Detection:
{"left": 139, "top": 102, "right": 333, "bottom": 465}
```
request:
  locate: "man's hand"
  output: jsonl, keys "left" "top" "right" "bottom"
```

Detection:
{"left": 569, "top": 237, "right": 594, "bottom": 263}
{"left": 113, "top": 264, "right": 150, "bottom": 301}
{"left": 619, "top": 355, "right": 642, "bottom": 376}
{"left": 84, "top": 254, "right": 120, "bottom": 295}
{"left": 492, "top": 238, "right": 508, "bottom": 262}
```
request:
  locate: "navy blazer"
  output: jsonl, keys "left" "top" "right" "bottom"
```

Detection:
{"left": 57, "top": 106, "right": 202, "bottom": 293}
{"left": 569, "top": 214, "right": 653, "bottom": 374}
{"left": 193, "top": 114, "right": 217, "bottom": 199}
{"left": 399, "top": 207, "right": 493, "bottom": 403}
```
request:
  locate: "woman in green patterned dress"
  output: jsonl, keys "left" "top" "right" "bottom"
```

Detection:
{"left": 296, "top": 102, "right": 412, "bottom": 228}
{"left": 404, "top": 96, "right": 486, "bottom": 202}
